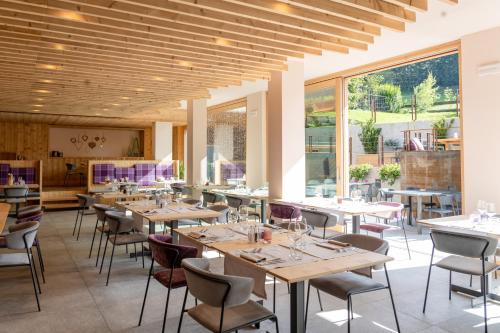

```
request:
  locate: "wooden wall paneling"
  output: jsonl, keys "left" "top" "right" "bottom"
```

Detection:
{"left": 172, "top": 125, "right": 186, "bottom": 161}
{"left": 143, "top": 127, "right": 153, "bottom": 159}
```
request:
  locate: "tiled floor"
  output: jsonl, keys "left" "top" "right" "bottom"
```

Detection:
{"left": 1, "top": 210, "right": 500, "bottom": 333}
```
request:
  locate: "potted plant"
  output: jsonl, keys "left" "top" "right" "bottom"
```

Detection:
{"left": 379, "top": 163, "right": 401, "bottom": 186}
{"left": 350, "top": 164, "right": 373, "bottom": 182}
{"left": 357, "top": 119, "right": 382, "bottom": 154}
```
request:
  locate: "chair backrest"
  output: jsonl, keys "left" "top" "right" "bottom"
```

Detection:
{"left": 4, "top": 187, "right": 28, "bottom": 198}
{"left": 333, "top": 233, "right": 389, "bottom": 276}
{"left": 105, "top": 211, "right": 134, "bottom": 234}
{"left": 225, "top": 195, "right": 245, "bottom": 209}
{"left": 208, "top": 204, "right": 230, "bottom": 223}
{"left": 76, "top": 194, "right": 95, "bottom": 208}
{"left": 6, "top": 221, "right": 39, "bottom": 250}
{"left": 438, "top": 194, "right": 455, "bottom": 209}
{"left": 300, "top": 209, "right": 337, "bottom": 229}
{"left": 376, "top": 201, "right": 404, "bottom": 219}
{"left": 66, "top": 163, "right": 77, "bottom": 171}
{"left": 269, "top": 203, "right": 301, "bottom": 220}
{"left": 93, "top": 204, "right": 115, "bottom": 221}
{"left": 202, "top": 191, "right": 217, "bottom": 206}
{"left": 17, "top": 205, "right": 42, "bottom": 219}
{"left": 182, "top": 258, "right": 253, "bottom": 308}
{"left": 430, "top": 229, "right": 498, "bottom": 258}
{"left": 170, "top": 183, "right": 184, "bottom": 194}
{"left": 148, "top": 234, "right": 197, "bottom": 269}
{"left": 181, "top": 198, "right": 202, "bottom": 206}
{"left": 16, "top": 210, "right": 43, "bottom": 224}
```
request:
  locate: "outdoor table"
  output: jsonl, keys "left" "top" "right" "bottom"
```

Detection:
{"left": 211, "top": 188, "right": 269, "bottom": 224}
{"left": 177, "top": 224, "right": 393, "bottom": 333}
{"left": 436, "top": 137, "right": 461, "bottom": 150}
{"left": 418, "top": 215, "right": 500, "bottom": 304}
{"left": 384, "top": 189, "right": 443, "bottom": 226}
{"left": 279, "top": 197, "right": 401, "bottom": 234}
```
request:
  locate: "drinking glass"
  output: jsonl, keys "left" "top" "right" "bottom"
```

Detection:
{"left": 239, "top": 205, "right": 249, "bottom": 222}
{"left": 288, "top": 220, "right": 304, "bottom": 260}
{"left": 352, "top": 189, "right": 362, "bottom": 202}
{"left": 229, "top": 208, "right": 239, "bottom": 224}
{"left": 487, "top": 203, "right": 497, "bottom": 219}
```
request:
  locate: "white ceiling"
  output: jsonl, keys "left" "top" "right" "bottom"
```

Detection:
{"left": 206, "top": 0, "right": 500, "bottom": 107}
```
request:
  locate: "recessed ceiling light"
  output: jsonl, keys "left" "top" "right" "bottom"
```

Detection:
{"left": 121, "top": 96, "right": 130, "bottom": 100}
{"left": 102, "top": 108, "right": 108, "bottom": 111}
{"left": 111, "top": 103, "right": 120, "bottom": 106}
{"left": 32, "top": 109, "right": 40, "bottom": 112}
{"left": 178, "top": 60, "right": 192, "bottom": 67}
{"left": 37, "top": 64, "right": 60, "bottom": 70}
{"left": 33, "top": 89, "right": 50, "bottom": 93}
{"left": 39, "top": 79, "right": 54, "bottom": 83}
{"left": 215, "top": 38, "right": 230, "bottom": 46}
{"left": 153, "top": 76, "right": 165, "bottom": 81}
{"left": 33, "top": 104, "right": 44, "bottom": 107}
{"left": 56, "top": 10, "right": 85, "bottom": 21}
{"left": 53, "top": 44, "right": 65, "bottom": 51}
{"left": 273, "top": 3, "right": 290, "bottom": 13}
{"left": 135, "top": 88, "right": 145, "bottom": 92}
{"left": 35, "top": 98, "right": 44, "bottom": 101}
{"left": 95, "top": 113, "right": 101, "bottom": 116}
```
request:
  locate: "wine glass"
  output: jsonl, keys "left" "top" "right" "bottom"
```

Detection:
{"left": 288, "top": 220, "right": 304, "bottom": 261}
{"left": 352, "top": 189, "right": 362, "bottom": 203}
{"left": 487, "top": 203, "right": 497, "bottom": 220}
{"left": 477, "top": 200, "right": 487, "bottom": 215}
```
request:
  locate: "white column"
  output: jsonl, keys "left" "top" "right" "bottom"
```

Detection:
{"left": 152, "top": 122, "right": 173, "bottom": 161}
{"left": 267, "top": 61, "right": 305, "bottom": 200}
{"left": 246, "top": 91, "right": 267, "bottom": 189}
{"left": 187, "top": 99, "right": 208, "bottom": 185}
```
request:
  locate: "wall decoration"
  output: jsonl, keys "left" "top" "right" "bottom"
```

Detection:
{"left": 88, "top": 141, "right": 96, "bottom": 149}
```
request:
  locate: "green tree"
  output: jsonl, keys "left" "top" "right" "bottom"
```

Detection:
{"left": 358, "top": 119, "right": 382, "bottom": 154}
{"left": 414, "top": 72, "right": 438, "bottom": 113}
{"left": 376, "top": 83, "right": 403, "bottom": 113}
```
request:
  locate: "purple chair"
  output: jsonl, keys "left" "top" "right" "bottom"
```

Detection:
{"left": 135, "top": 163, "right": 156, "bottom": 186}
{"left": 269, "top": 202, "right": 301, "bottom": 224}
{"left": 93, "top": 164, "right": 115, "bottom": 184}
{"left": 138, "top": 234, "right": 198, "bottom": 333}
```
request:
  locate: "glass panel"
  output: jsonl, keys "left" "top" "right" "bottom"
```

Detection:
{"left": 207, "top": 106, "right": 246, "bottom": 185}
{"left": 305, "top": 84, "right": 337, "bottom": 198}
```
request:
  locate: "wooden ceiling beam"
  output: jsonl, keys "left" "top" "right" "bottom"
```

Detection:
{"left": 382, "top": 0, "right": 427, "bottom": 12}
{"left": 331, "top": 0, "right": 416, "bottom": 22}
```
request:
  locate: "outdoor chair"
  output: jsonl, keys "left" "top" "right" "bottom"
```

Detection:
{"left": 89, "top": 203, "right": 118, "bottom": 266}
{"left": 138, "top": 234, "right": 198, "bottom": 333}
{"left": 305, "top": 234, "right": 400, "bottom": 333}
{"left": 99, "top": 211, "right": 148, "bottom": 286}
{"left": 268, "top": 202, "right": 301, "bottom": 224}
{"left": 0, "top": 221, "right": 41, "bottom": 311}
{"left": 178, "top": 257, "right": 279, "bottom": 333}
{"left": 425, "top": 194, "right": 456, "bottom": 217}
{"left": 300, "top": 208, "right": 341, "bottom": 240}
{"left": 423, "top": 229, "right": 498, "bottom": 333}
{"left": 361, "top": 202, "right": 411, "bottom": 259}
{"left": 4, "top": 186, "right": 28, "bottom": 217}
{"left": 379, "top": 188, "right": 394, "bottom": 201}
{"left": 73, "top": 194, "right": 96, "bottom": 240}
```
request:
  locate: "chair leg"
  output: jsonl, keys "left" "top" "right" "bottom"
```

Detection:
{"left": 275, "top": 316, "right": 280, "bottom": 333}
{"left": 423, "top": 247, "right": 435, "bottom": 313}
{"left": 384, "top": 264, "right": 401, "bottom": 332}
{"left": 400, "top": 217, "right": 411, "bottom": 260}
{"left": 35, "top": 243, "right": 46, "bottom": 283}
{"left": 350, "top": 297, "right": 354, "bottom": 319}
{"left": 305, "top": 282, "right": 311, "bottom": 332}
{"left": 73, "top": 208, "right": 81, "bottom": 236}
{"left": 26, "top": 249, "right": 41, "bottom": 311}
{"left": 141, "top": 243, "right": 145, "bottom": 268}
{"left": 449, "top": 271, "right": 452, "bottom": 300}
{"left": 470, "top": 275, "right": 473, "bottom": 287}
{"left": 138, "top": 260, "right": 154, "bottom": 326}
{"left": 482, "top": 261, "right": 489, "bottom": 333}
{"left": 99, "top": 235, "right": 110, "bottom": 274}
{"left": 76, "top": 209, "right": 85, "bottom": 240}
{"left": 105, "top": 241, "right": 117, "bottom": 286}
{"left": 30, "top": 248, "right": 42, "bottom": 293}
{"left": 316, "top": 287, "right": 324, "bottom": 311}
{"left": 96, "top": 221, "right": 106, "bottom": 267}
{"left": 134, "top": 243, "right": 138, "bottom": 262}
{"left": 273, "top": 276, "right": 276, "bottom": 313}
{"left": 177, "top": 288, "right": 189, "bottom": 333}
{"left": 162, "top": 287, "right": 173, "bottom": 333}
{"left": 89, "top": 218, "right": 100, "bottom": 258}
{"left": 347, "top": 296, "right": 351, "bottom": 333}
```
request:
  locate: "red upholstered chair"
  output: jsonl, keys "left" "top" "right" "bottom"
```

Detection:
{"left": 138, "top": 234, "right": 198, "bottom": 333}
{"left": 360, "top": 202, "right": 411, "bottom": 259}
{"left": 268, "top": 202, "right": 301, "bottom": 224}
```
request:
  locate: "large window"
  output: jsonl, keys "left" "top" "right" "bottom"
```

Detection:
{"left": 305, "top": 83, "right": 337, "bottom": 197}
{"left": 207, "top": 103, "right": 247, "bottom": 185}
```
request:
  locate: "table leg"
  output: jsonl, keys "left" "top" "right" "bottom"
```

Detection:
{"left": 352, "top": 215, "right": 360, "bottom": 234}
{"left": 407, "top": 196, "right": 413, "bottom": 226}
{"left": 148, "top": 221, "right": 155, "bottom": 234}
{"left": 170, "top": 220, "right": 179, "bottom": 244}
{"left": 290, "top": 281, "right": 305, "bottom": 333}
{"left": 261, "top": 199, "right": 267, "bottom": 224}
{"left": 416, "top": 197, "right": 423, "bottom": 223}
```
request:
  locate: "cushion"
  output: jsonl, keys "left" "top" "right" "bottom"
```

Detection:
{"left": 93, "top": 164, "right": 115, "bottom": 184}
{"left": 310, "top": 271, "right": 386, "bottom": 300}
{"left": 410, "top": 137, "right": 425, "bottom": 151}
{"left": 359, "top": 223, "right": 392, "bottom": 234}
{"left": 0, "top": 253, "right": 31, "bottom": 266}
{"left": 435, "top": 255, "right": 498, "bottom": 275}
{"left": 188, "top": 300, "right": 274, "bottom": 332}
{"left": 154, "top": 268, "right": 187, "bottom": 289}
{"left": 135, "top": 163, "right": 156, "bottom": 186}
{"left": 0, "top": 164, "right": 9, "bottom": 185}
{"left": 114, "top": 167, "right": 135, "bottom": 181}
{"left": 10, "top": 167, "right": 36, "bottom": 184}
{"left": 155, "top": 164, "right": 174, "bottom": 179}
{"left": 109, "top": 233, "right": 148, "bottom": 245}
{"left": 310, "top": 228, "right": 342, "bottom": 240}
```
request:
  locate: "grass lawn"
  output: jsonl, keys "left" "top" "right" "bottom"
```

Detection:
{"left": 309, "top": 109, "right": 457, "bottom": 124}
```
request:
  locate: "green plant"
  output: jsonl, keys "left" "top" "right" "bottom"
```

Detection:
{"left": 379, "top": 163, "right": 401, "bottom": 186}
{"left": 376, "top": 83, "right": 403, "bottom": 113}
{"left": 357, "top": 119, "right": 382, "bottom": 154}
{"left": 414, "top": 72, "right": 438, "bottom": 113}
{"left": 178, "top": 160, "right": 185, "bottom": 179}
{"left": 384, "top": 138, "right": 400, "bottom": 149}
{"left": 432, "top": 117, "right": 455, "bottom": 139}
{"left": 350, "top": 164, "right": 373, "bottom": 182}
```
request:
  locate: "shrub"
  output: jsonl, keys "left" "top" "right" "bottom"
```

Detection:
{"left": 377, "top": 83, "right": 403, "bottom": 113}
{"left": 379, "top": 163, "right": 401, "bottom": 186}
{"left": 432, "top": 117, "right": 455, "bottom": 139}
{"left": 414, "top": 72, "right": 438, "bottom": 113}
{"left": 350, "top": 164, "right": 373, "bottom": 182}
{"left": 358, "top": 119, "right": 382, "bottom": 154}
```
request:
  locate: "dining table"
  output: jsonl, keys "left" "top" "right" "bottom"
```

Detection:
{"left": 417, "top": 215, "right": 500, "bottom": 305}
{"left": 383, "top": 189, "right": 444, "bottom": 226}
{"left": 0, "top": 203, "right": 10, "bottom": 233}
{"left": 94, "top": 191, "right": 149, "bottom": 204}
{"left": 177, "top": 223, "right": 393, "bottom": 333}
{"left": 210, "top": 188, "right": 269, "bottom": 224}
{"left": 279, "top": 197, "right": 401, "bottom": 234}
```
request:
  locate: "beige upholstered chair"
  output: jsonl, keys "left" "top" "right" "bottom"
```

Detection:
{"left": 89, "top": 203, "right": 118, "bottom": 266}
{"left": 178, "top": 258, "right": 279, "bottom": 333}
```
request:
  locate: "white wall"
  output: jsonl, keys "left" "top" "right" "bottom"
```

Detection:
{"left": 153, "top": 122, "right": 173, "bottom": 161}
{"left": 461, "top": 26, "right": 500, "bottom": 213}
{"left": 186, "top": 99, "right": 208, "bottom": 185}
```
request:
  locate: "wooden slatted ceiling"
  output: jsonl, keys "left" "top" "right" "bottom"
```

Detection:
{"left": 0, "top": 0, "right": 457, "bottom": 121}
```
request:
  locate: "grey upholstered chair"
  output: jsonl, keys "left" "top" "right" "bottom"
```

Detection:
{"left": 300, "top": 209, "right": 340, "bottom": 240}
{"left": 305, "top": 234, "right": 399, "bottom": 333}
{"left": 201, "top": 204, "right": 229, "bottom": 224}
{"left": 0, "top": 221, "right": 41, "bottom": 311}
{"left": 89, "top": 203, "right": 118, "bottom": 266}
{"left": 99, "top": 211, "right": 148, "bottom": 286}
{"left": 201, "top": 191, "right": 217, "bottom": 207}
{"left": 4, "top": 186, "right": 29, "bottom": 216}
{"left": 73, "top": 194, "right": 96, "bottom": 240}
{"left": 178, "top": 258, "right": 279, "bottom": 333}
{"left": 423, "top": 229, "right": 498, "bottom": 333}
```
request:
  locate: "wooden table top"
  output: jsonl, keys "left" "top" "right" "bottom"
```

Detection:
{"left": 418, "top": 215, "right": 500, "bottom": 239}
{"left": 0, "top": 203, "right": 10, "bottom": 234}
{"left": 116, "top": 200, "right": 222, "bottom": 222}
{"left": 177, "top": 224, "right": 392, "bottom": 283}
{"left": 279, "top": 198, "right": 400, "bottom": 216}
{"left": 95, "top": 192, "right": 148, "bottom": 200}
{"left": 211, "top": 189, "right": 269, "bottom": 201}
{"left": 0, "top": 184, "right": 39, "bottom": 189}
